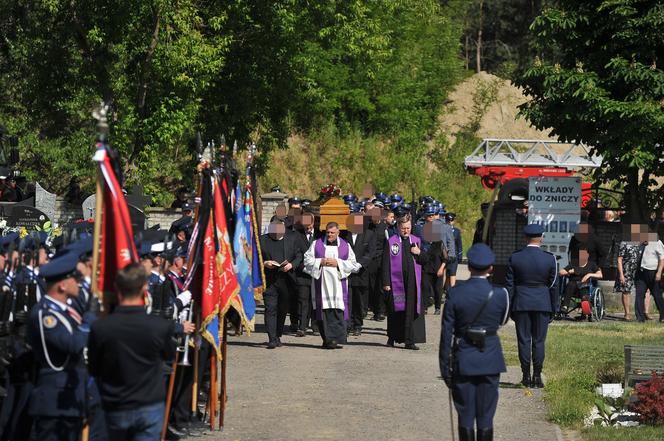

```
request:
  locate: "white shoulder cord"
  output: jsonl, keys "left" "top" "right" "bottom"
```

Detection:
{"left": 38, "top": 308, "right": 72, "bottom": 372}
{"left": 501, "top": 288, "right": 510, "bottom": 325}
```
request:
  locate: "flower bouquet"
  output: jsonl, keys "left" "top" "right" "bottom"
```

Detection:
{"left": 319, "top": 183, "right": 341, "bottom": 200}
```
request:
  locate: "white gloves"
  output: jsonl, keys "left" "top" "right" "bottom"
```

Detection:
{"left": 177, "top": 290, "right": 192, "bottom": 306}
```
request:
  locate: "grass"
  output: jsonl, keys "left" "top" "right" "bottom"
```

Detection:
{"left": 536, "top": 321, "right": 664, "bottom": 440}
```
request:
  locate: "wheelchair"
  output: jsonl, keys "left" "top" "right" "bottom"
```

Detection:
{"left": 557, "top": 276, "right": 606, "bottom": 322}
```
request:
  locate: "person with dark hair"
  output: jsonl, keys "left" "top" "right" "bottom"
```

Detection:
{"left": 260, "top": 218, "right": 303, "bottom": 349}
{"left": 304, "top": 222, "right": 361, "bottom": 349}
{"left": 440, "top": 243, "right": 509, "bottom": 441}
{"left": 88, "top": 264, "right": 194, "bottom": 441}
{"left": 26, "top": 252, "right": 95, "bottom": 441}
{"left": 382, "top": 214, "right": 431, "bottom": 350}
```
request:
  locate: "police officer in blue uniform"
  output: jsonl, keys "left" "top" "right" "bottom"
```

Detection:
{"left": 505, "top": 224, "right": 558, "bottom": 388}
{"left": 439, "top": 244, "right": 509, "bottom": 441}
{"left": 27, "top": 252, "right": 96, "bottom": 441}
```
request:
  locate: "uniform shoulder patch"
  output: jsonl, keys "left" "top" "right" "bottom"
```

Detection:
{"left": 42, "top": 314, "right": 58, "bottom": 329}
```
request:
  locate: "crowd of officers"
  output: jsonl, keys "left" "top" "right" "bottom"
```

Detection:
{"left": 258, "top": 192, "right": 463, "bottom": 349}
{"left": 0, "top": 204, "right": 215, "bottom": 441}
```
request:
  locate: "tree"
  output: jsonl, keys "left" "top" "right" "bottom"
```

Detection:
{"left": 516, "top": 0, "right": 664, "bottom": 221}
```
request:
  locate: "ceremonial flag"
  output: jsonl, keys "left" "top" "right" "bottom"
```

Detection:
{"left": 232, "top": 181, "right": 256, "bottom": 330}
{"left": 184, "top": 166, "right": 239, "bottom": 355}
{"left": 93, "top": 142, "right": 138, "bottom": 299}
{"left": 246, "top": 176, "right": 265, "bottom": 297}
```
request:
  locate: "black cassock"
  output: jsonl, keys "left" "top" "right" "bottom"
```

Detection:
{"left": 381, "top": 235, "right": 430, "bottom": 344}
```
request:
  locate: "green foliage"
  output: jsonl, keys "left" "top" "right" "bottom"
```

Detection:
{"left": 516, "top": 0, "right": 664, "bottom": 221}
{"left": 537, "top": 322, "right": 664, "bottom": 427}
{"left": 581, "top": 426, "right": 664, "bottom": 441}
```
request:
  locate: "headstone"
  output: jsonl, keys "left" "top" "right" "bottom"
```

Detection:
{"left": 35, "top": 182, "right": 57, "bottom": 222}
{"left": 8, "top": 206, "right": 50, "bottom": 229}
{"left": 82, "top": 195, "right": 96, "bottom": 219}
{"left": 126, "top": 185, "right": 152, "bottom": 211}
{"left": 128, "top": 204, "right": 147, "bottom": 232}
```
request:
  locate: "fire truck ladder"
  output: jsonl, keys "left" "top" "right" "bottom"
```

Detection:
{"left": 465, "top": 139, "right": 603, "bottom": 170}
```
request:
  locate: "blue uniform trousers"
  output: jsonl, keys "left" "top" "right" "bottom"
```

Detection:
{"left": 33, "top": 416, "right": 82, "bottom": 441}
{"left": 452, "top": 374, "right": 499, "bottom": 429}
{"left": 513, "top": 311, "right": 549, "bottom": 374}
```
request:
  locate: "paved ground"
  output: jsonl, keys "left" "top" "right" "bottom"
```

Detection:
{"left": 210, "top": 288, "right": 561, "bottom": 441}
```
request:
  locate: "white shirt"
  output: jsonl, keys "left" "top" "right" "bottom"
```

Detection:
{"left": 641, "top": 240, "right": 664, "bottom": 271}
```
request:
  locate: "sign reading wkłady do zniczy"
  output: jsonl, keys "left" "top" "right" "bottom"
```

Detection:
{"left": 528, "top": 176, "right": 582, "bottom": 268}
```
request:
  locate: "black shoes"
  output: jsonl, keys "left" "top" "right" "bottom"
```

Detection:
{"left": 434, "top": 308, "right": 441, "bottom": 315}
{"left": 295, "top": 330, "right": 306, "bottom": 337}
{"left": 477, "top": 427, "right": 493, "bottom": 441}
{"left": 532, "top": 375, "right": 544, "bottom": 388}
{"left": 521, "top": 373, "right": 531, "bottom": 388}
{"left": 352, "top": 328, "right": 362, "bottom": 336}
{"left": 373, "top": 314, "right": 385, "bottom": 321}
{"left": 458, "top": 427, "right": 475, "bottom": 441}
{"left": 324, "top": 340, "right": 342, "bottom": 349}
{"left": 166, "top": 425, "right": 183, "bottom": 440}
{"left": 386, "top": 338, "right": 395, "bottom": 347}
{"left": 405, "top": 344, "right": 420, "bottom": 351}
{"left": 267, "top": 341, "right": 277, "bottom": 349}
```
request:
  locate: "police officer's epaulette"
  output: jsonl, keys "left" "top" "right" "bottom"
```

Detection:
{"left": 541, "top": 249, "right": 555, "bottom": 256}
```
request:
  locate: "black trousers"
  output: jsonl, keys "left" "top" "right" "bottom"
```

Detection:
{"left": 370, "top": 268, "right": 386, "bottom": 317}
{"left": 264, "top": 276, "right": 293, "bottom": 343}
{"left": 635, "top": 269, "right": 664, "bottom": 322}
{"left": 33, "top": 416, "right": 82, "bottom": 441}
{"left": 349, "top": 285, "right": 368, "bottom": 330}
{"left": 171, "top": 346, "right": 195, "bottom": 425}
{"left": 422, "top": 271, "right": 443, "bottom": 309}
{"left": 296, "top": 284, "right": 311, "bottom": 332}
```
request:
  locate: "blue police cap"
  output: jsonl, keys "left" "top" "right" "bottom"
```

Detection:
{"left": 524, "top": 223, "right": 544, "bottom": 237}
{"left": 373, "top": 200, "right": 385, "bottom": 209}
{"left": 348, "top": 203, "right": 361, "bottom": 213}
{"left": 66, "top": 237, "right": 93, "bottom": 259}
{"left": 446, "top": 212, "right": 457, "bottom": 222}
{"left": 138, "top": 241, "right": 155, "bottom": 258}
{"left": 39, "top": 252, "right": 81, "bottom": 283}
{"left": 342, "top": 193, "right": 357, "bottom": 204}
{"left": 423, "top": 204, "right": 437, "bottom": 216}
{"left": 467, "top": 243, "right": 495, "bottom": 270}
{"left": 390, "top": 193, "right": 403, "bottom": 203}
{"left": 0, "top": 232, "right": 19, "bottom": 252}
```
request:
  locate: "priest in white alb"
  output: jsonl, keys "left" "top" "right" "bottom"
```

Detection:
{"left": 304, "top": 221, "right": 361, "bottom": 349}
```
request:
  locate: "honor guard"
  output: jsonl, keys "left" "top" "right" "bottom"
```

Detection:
{"left": 505, "top": 224, "right": 558, "bottom": 388}
{"left": 27, "top": 252, "right": 96, "bottom": 441}
{"left": 439, "top": 244, "right": 509, "bottom": 441}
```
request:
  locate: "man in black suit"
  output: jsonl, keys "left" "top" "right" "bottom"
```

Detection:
{"left": 259, "top": 217, "right": 303, "bottom": 349}
{"left": 341, "top": 211, "right": 375, "bottom": 336}
{"left": 368, "top": 203, "right": 389, "bottom": 321}
{"left": 293, "top": 212, "right": 317, "bottom": 337}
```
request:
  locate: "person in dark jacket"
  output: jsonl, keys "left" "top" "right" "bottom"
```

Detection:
{"left": 259, "top": 218, "right": 303, "bottom": 349}
{"left": 439, "top": 243, "right": 509, "bottom": 441}
{"left": 505, "top": 224, "right": 558, "bottom": 388}
{"left": 27, "top": 252, "right": 96, "bottom": 441}
{"left": 293, "top": 212, "right": 318, "bottom": 336}
{"left": 88, "top": 264, "right": 194, "bottom": 441}
{"left": 341, "top": 212, "right": 375, "bottom": 336}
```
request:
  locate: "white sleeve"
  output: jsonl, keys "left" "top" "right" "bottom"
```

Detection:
{"left": 338, "top": 246, "right": 362, "bottom": 278}
{"left": 304, "top": 241, "right": 322, "bottom": 279}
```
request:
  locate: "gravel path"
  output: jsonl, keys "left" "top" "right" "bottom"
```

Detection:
{"left": 208, "top": 297, "right": 561, "bottom": 440}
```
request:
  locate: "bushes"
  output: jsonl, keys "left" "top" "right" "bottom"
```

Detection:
{"left": 629, "top": 373, "right": 664, "bottom": 426}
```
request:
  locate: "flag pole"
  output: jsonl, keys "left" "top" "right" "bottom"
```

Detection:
{"left": 209, "top": 347, "right": 217, "bottom": 429}
{"left": 219, "top": 315, "right": 228, "bottom": 430}
{"left": 191, "top": 308, "right": 200, "bottom": 415}
{"left": 161, "top": 352, "right": 180, "bottom": 441}
{"left": 90, "top": 103, "right": 109, "bottom": 310}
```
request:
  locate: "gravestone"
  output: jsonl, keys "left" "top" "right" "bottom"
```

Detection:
{"left": 35, "top": 182, "right": 57, "bottom": 222}
{"left": 128, "top": 204, "right": 147, "bottom": 232}
{"left": 8, "top": 206, "right": 50, "bottom": 229}
{"left": 126, "top": 185, "right": 152, "bottom": 211}
{"left": 82, "top": 195, "right": 96, "bottom": 219}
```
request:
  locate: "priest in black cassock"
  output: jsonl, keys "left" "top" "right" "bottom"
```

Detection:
{"left": 382, "top": 214, "right": 431, "bottom": 350}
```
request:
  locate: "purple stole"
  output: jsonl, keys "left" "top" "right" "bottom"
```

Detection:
{"left": 313, "top": 238, "right": 350, "bottom": 321}
{"left": 387, "top": 234, "right": 422, "bottom": 313}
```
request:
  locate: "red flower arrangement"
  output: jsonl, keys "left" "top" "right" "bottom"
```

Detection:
{"left": 319, "top": 183, "right": 341, "bottom": 199}
{"left": 628, "top": 372, "right": 664, "bottom": 425}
